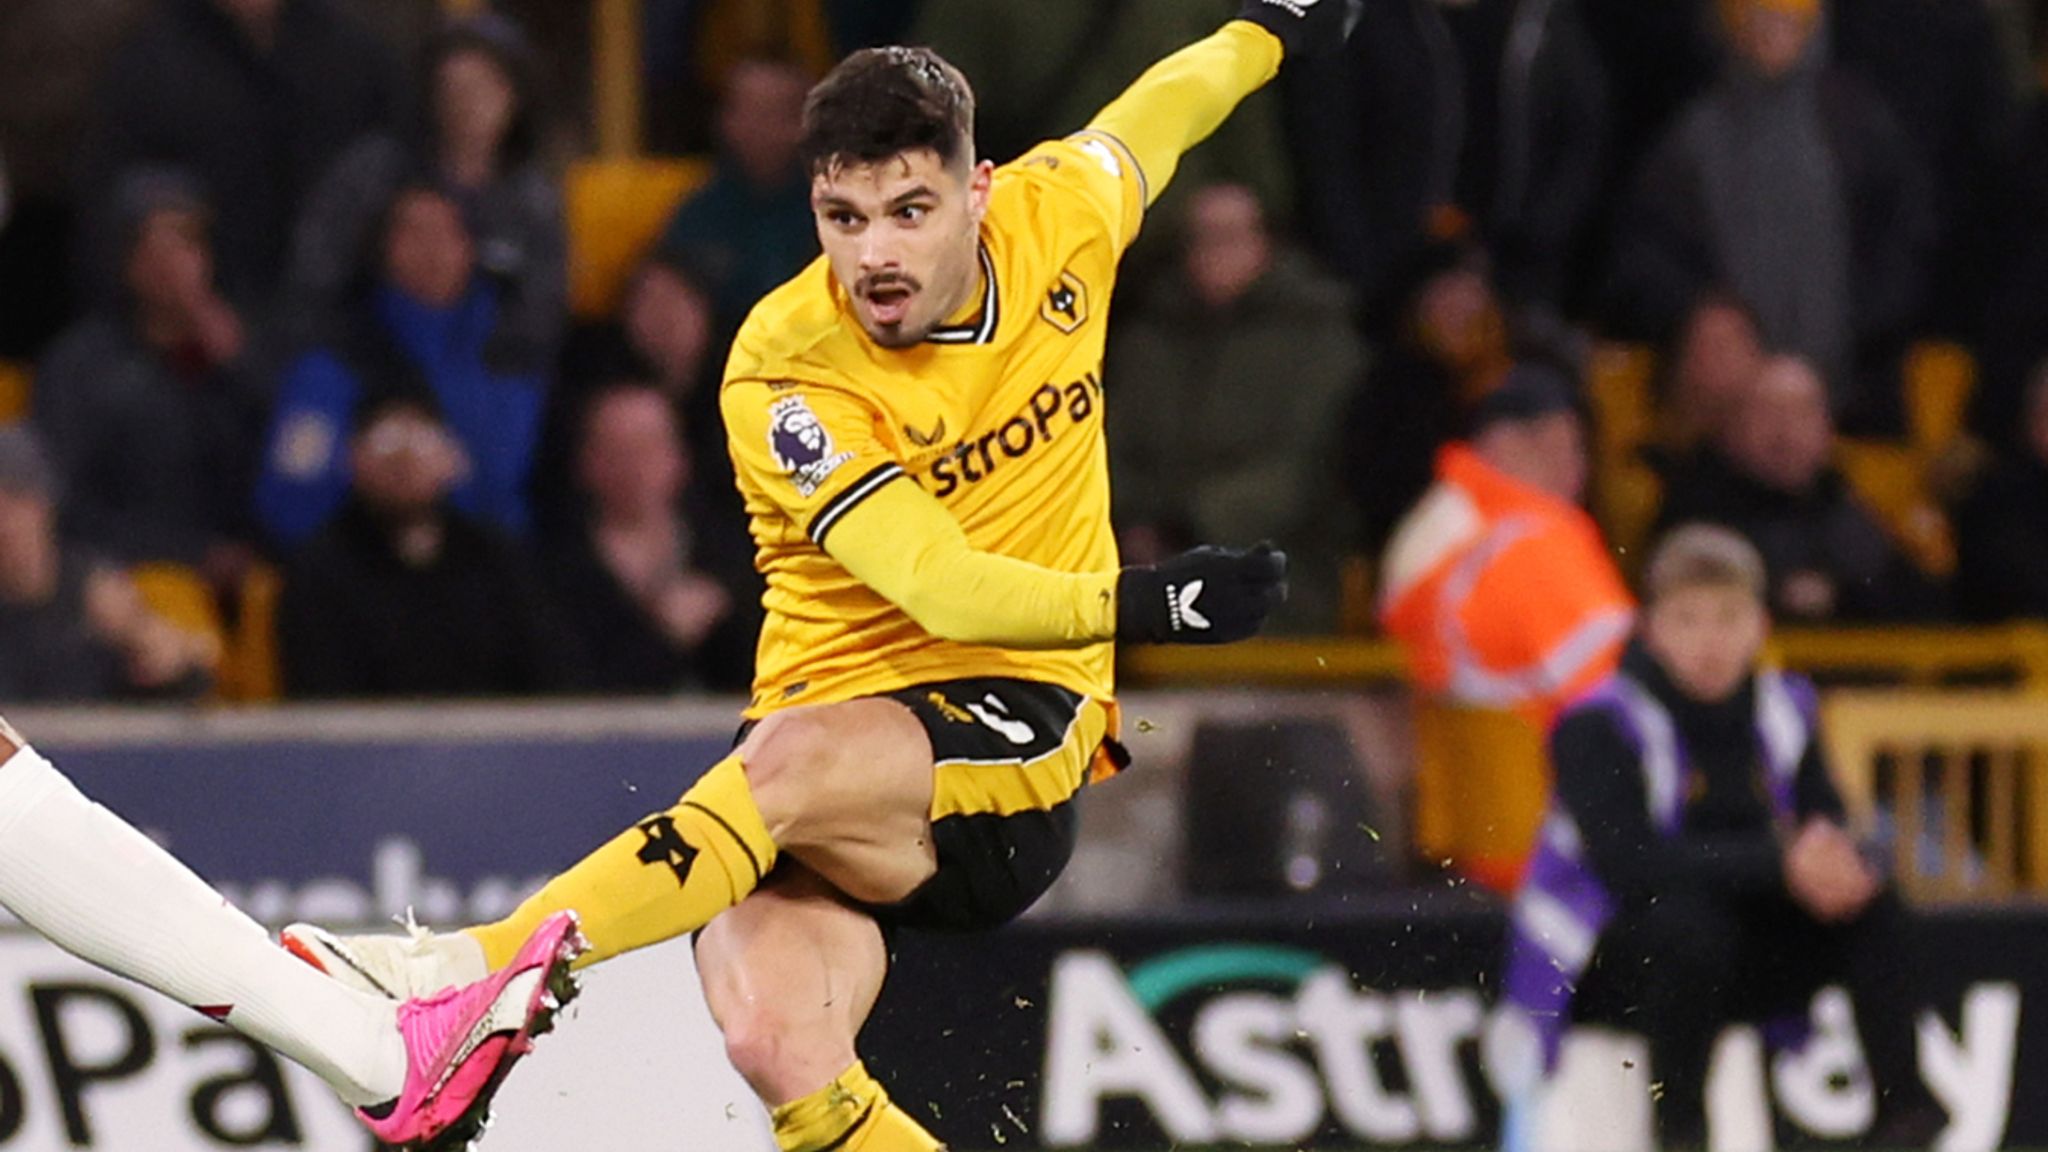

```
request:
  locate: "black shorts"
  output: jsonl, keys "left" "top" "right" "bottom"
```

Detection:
{"left": 874, "top": 677, "right": 1125, "bottom": 933}
{"left": 739, "top": 677, "right": 1125, "bottom": 934}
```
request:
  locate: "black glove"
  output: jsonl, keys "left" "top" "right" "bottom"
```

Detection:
{"left": 1237, "top": 0, "right": 1364, "bottom": 57}
{"left": 1117, "top": 543, "right": 1289, "bottom": 645}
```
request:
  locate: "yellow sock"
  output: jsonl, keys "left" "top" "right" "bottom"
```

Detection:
{"left": 467, "top": 755, "right": 777, "bottom": 969}
{"left": 772, "top": 1062, "right": 944, "bottom": 1152}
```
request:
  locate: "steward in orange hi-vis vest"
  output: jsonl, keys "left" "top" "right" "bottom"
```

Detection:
{"left": 1379, "top": 380, "right": 1634, "bottom": 728}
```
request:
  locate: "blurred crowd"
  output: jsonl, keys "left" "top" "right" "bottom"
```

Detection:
{"left": 0, "top": 0, "right": 2045, "bottom": 703}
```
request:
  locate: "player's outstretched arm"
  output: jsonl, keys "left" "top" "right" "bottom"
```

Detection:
{"left": 1085, "top": 1, "right": 1360, "bottom": 207}
{"left": 827, "top": 479, "right": 1287, "bottom": 648}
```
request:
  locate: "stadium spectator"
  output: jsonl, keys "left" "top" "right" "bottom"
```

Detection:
{"left": 1601, "top": 0, "right": 1935, "bottom": 433}
{"left": 1503, "top": 524, "right": 1938, "bottom": 1151}
{"left": 286, "top": 13, "right": 566, "bottom": 375}
{"left": 1832, "top": 0, "right": 2019, "bottom": 341}
{"left": 1576, "top": 0, "right": 1721, "bottom": 220}
{"left": 1342, "top": 240, "right": 1514, "bottom": 554}
{"left": 911, "top": 0, "right": 1291, "bottom": 214}
{"left": 1979, "top": 56, "right": 2048, "bottom": 447}
{"left": 540, "top": 253, "right": 737, "bottom": 537}
{"left": 539, "top": 384, "right": 757, "bottom": 694}
{"left": 1282, "top": 0, "right": 1611, "bottom": 325}
{"left": 654, "top": 57, "right": 817, "bottom": 331}
{"left": 1656, "top": 292, "right": 1767, "bottom": 451}
{"left": 277, "top": 392, "right": 573, "bottom": 700}
{"left": 1654, "top": 355, "right": 1945, "bottom": 621}
{"left": 0, "top": 426, "right": 218, "bottom": 702}
{"left": 256, "top": 185, "right": 546, "bottom": 550}
{"left": 1107, "top": 183, "right": 1360, "bottom": 632}
{"left": 1379, "top": 363, "right": 1633, "bottom": 728}
{"left": 0, "top": 0, "right": 142, "bottom": 358}
{"left": 33, "top": 168, "right": 267, "bottom": 585}
{"left": 1954, "top": 360, "right": 2048, "bottom": 621}
{"left": 77, "top": 0, "right": 400, "bottom": 306}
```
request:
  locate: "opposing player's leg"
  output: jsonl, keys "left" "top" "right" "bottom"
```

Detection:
{"left": 0, "top": 717, "right": 585, "bottom": 1148}
{"left": 0, "top": 718, "right": 405, "bottom": 1105}
{"left": 697, "top": 865, "right": 940, "bottom": 1152}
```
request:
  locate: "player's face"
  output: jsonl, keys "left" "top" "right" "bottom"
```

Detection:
{"left": 812, "top": 148, "right": 993, "bottom": 348}
{"left": 1644, "top": 584, "right": 1768, "bottom": 703}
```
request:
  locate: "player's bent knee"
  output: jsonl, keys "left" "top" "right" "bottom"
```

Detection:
{"left": 738, "top": 710, "right": 840, "bottom": 792}
{"left": 720, "top": 1001, "right": 854, "bottom": 1103}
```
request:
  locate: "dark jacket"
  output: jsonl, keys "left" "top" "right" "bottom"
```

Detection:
{"left": 1343, "top": 343, "right": 1465, "bottom": 556}
{"left": 78, "top": 0, "right": 400, "bottom": 304}
{"left": 0, "top": 553, "right": 123, "bottom": 702}
{"left": 1602, "top": 70, "right": 1934, "bottom": 430}
{"left": 1107, "top": 251, "right": 1361, "bottom": 631}
{"left": 1977, "top": 102, "right": 2048, "bottom": 447}
{"left": 532, "top": 325, "right": 757, "bottom": 585}
{"left": 256, "top": 282, "right": 547, "bottom": 549}
{"left": 279, "top": 501, "right": 574, "bottom": 699}
{"left": 1832, "top": 0, "right": 2020, "bottom": 341}
{"left": 655, "top": 166, "right": 817, "bottom": 332}
{"left": 536, "top": 510, "right": 759, "bottom": 695}
{"left": 1652, "top": 448, "right": 1944, "bottom": 623}
{"left": 1282, "top": 0, "right": 1610, "bottom": 319}
{"left": 1953, "top": 452, "right": 2048, "bottom": 622}
{"left": 1550, "top": 640, "right": 1846, "bottom": 908}
{"left": 286, "top": 135, "right": 567, "bottom": 375}
{"left": 909, "top": 0, "right": 1291, "bottom": 215}
{"left": 33, "top": 316, "right": 268, "bottom": 564}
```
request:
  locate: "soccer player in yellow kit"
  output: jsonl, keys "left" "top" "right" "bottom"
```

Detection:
{"left": 287, "top": 3, "right": 1359, "bottom": 1148}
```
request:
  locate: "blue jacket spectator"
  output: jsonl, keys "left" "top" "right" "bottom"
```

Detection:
{"left": 286, "top": 13, "right": 566, "bottom": 376}
{"left": 257, "top": 186, "right": 544, "bottom": 550}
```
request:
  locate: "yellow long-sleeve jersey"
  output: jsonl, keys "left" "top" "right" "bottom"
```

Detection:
{"left": 720, "top": 22, "right": 1283, "bottom": 718}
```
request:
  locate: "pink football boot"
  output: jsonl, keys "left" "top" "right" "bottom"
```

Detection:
{"left": 357, "top": 912, "right": 586, "bottom": 1149}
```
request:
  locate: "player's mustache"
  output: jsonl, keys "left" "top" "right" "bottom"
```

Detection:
{"left": 857, "top": 274, "right": 922, "bottom": 298}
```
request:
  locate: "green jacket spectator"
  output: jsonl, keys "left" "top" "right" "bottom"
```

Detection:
{"left": 1107, "top": 185, "right": 1360, "bottom": 633}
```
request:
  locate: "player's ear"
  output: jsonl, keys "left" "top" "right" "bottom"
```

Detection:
{"left": 967, "top": 159, "right": 995, "bottom": 223}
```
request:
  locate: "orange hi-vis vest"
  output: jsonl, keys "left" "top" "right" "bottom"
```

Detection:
{"left": 1380, "top": 444, "right": 1635, "bottom": 727}
{"left": 1379, "top": 445, "right": 1635, "bottom": 891}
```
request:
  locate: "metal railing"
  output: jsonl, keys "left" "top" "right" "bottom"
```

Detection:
{"left": 1123, "top": 625, "right": 2048, "bottom": 693}
{"left": 1825, "top": 691, "right": 2048, "bottom": 902}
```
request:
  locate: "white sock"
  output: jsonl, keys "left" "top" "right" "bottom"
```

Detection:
{"left": 0, "top": 745, "right": 406, "bottom": 1106}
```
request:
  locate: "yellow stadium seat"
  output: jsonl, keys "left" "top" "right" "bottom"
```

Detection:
{"left": 692, "top": 0, "right": 835, "bottom": 91}
{"left": 1584, "top": 343, "right": 1662, "bottom": 569}
{"left": 128, "top": 563, "right": 222, "bottom": 640}
{"left": 1412, "top": 700, "right": 1550, "bottom": 893}
{"left": 127, "top": 562, "right": 227, "bottom": 696}
{"left": 0, "top": 362, "right": 31, "bottom": 424}
{"left": 219, "top": 562, "right": 283, "bottom": 704}
{"left": 1904, "top": 340, "right": 1975, "bottom": 454}
{"left": 1836, "top": 440, "right": 1955, "bottom": 577}
{"left": 566, "top": 156, "right": 715, "bottom": 319}
{"left": 1585, "top": 342, "right": 1657, "bottom": 458}
{"left": 1337, "top": 553, "right": 1377, "bottom": 637}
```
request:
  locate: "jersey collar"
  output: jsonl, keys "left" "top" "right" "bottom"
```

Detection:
{"left": 922, "top": 243, "right": 1000, "bottom": 346}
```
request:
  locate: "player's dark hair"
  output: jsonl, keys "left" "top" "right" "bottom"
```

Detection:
{"left": 800, "top": 46, "right": 975, "bottom": 178}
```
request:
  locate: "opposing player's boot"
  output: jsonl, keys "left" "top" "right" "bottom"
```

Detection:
{"left": 358, "top": 911, "right": 586, "bottom": 1150}
{"left": 284, "top": 916, "right": 489, "bottom": 1001}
